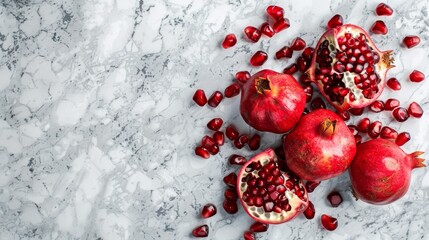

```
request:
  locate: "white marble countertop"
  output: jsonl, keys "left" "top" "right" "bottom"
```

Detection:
{"left": 0, "top": 0, "right": 429, "bottom": 239}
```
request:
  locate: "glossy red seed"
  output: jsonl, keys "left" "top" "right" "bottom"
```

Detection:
{"left": 395, "top": 132, "right": 411, "bottom": 146}
{"left": 193, "top": 89, "right": 207, "bottom": 106}
{"left": 208, "top": 145, "right": 219, "bottom": 155}
{"left": 321, "top": 214, "right": 338, "bottom": 231}
{"left": 349, "top": 108, "right": 364, "bottom": 116}
{"left": 222, "top": 34, "right": 237, "bottom": 49}
{"left": 283, "top": 63, "right": 298, "bottom": 74}
{"left": 250, "top": 222, "right": 269, "bottom": 233}
{"left": 296, "top": 56, "right": 310, "bottom": 72}
{"left": 368, "top": 121, "right": 382, "bottom": 139}
{"left": 357, "top": 118, "right": 371, "bottom": 133}
{"left": 201, "top": 136, "right": 216, "bottom": 149}
{"left": 244, "top": 231, "right": 255, "bottom": 240}
{"left": 355, "top": 134, "right": 362, "bottom": 145}
{"left": 208, "top": 91, "right": 223, "bottom": 107}
{"left": 224, "top": 188, "right": 238, "bottom": 200}
{"left": 266, "top": 5, "right": 284, "bottom": 20}
{"left": 348, "top": 125, "right": 358, "bottom": 135}
{"left": 234, "top": 134, "right": 249, "bottom": 149}
{"left": 223, "top": 172, "right": 237, "bottom": 188}
{"left": 195, "top": 146, "right": 210, "bottom": 159}
{"left": 248, "top": 134, "right": 261, "bottom": 150}
{"left": 192, "top": 225, "right": 209, "bottom": 237}
{"left": 303, "top": 201, "right": 315, "bottom": 219}
{"left": 306, "top": 181, "right": 320, "bottom": 193}
{"left": 303, "top": 85, "right": 313, "bottom": 103}
{"left": 370, "top": 20, "right": 388, "bottom": 35}
{"left": 224, "top": 83, "right": 241, "bottom": 98}
{"left": 201, "top": 204, "right": 217, "bottom": 218}
{"left": 228, "top": 154, "right": 247, "bottom": 165}
{"left": 290, "top": 37, "right": 306, "bottom": 51}
{"left": 409, "top": 70, "right": 425, "bottom": 82}
{"left": 260, "top": 22, "right": 275, "bottom": 37}
{"left": 207, "top": 118, "right": 223, "bottom": 131}
{"left": 223, "top": 199, "right": 238, "bottom": 214}
{"left": 327, "top": 14, "right": 343, "bottom": 29}
{"left": 244, "top": 26, "right": 262, "bottom": 43}
{"left": 299, "top": 74, "right": 312, "bottom": 85}
{"left": 385, "top": 98, "right": 400, "bottom": 110}
{"left": 380, "top": 126, "right": 398, "bottom": 140}
{"left": 235, "top": 71, "right": 251, "bottom": 84}
{"left": 387, "top": 77, "right": 401, "bottom": 90}
{"left": 403, "top": 35, "right": 421, "bottom": 48}
{"left": 276, "top": 46, "right": 293, "bottom": 59}
{"left": 213, "top": 131, "right": 224, "bottom": 146}
{"left": 311, "top": 97, "right": 326, "bottom": 110}
{"left": 408, "top": 102, "right": 424, "bottom": 118}
{"left": 250, "top": 51, "right": 268, "bottom": 66}
{"left": 225, "top": 125, "right": 239, "bottom": 140}
{"left": 376, "top": 3, "right": 393, "bottom": 16}
{"left": 392, "top": 107, "right": 409, "bottom": 122}
{"left": 327, "top": 191, "right": 343, "bottom": 207}
{"left": 273, "top": 18, "right": 290, "bottom": 33}
{"left": 337, "top": 111, "right": 350, "bottom": 121}
{"left": 302, "top": 47, "right": 314, "bottom": 61}
{"left": 369, "top": 100, "right": 385, "bottom": 112}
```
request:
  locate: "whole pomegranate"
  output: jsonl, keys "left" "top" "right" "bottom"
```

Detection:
{"left": 237, "top": 148, "right": 309, "bottom": 224}
{"left": 283, "top": 109, "right": 356, "bottom": 181}
{"left": 307, "top": 24, "right": 394, "bottom": 111}
{"left": 349, "top": 139, "right": 425, "bottom": 205}
{"left": 240, "top": 69, "right": 306, "bottom": 133}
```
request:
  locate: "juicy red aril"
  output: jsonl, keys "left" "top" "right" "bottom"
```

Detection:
{"left": 349, "top": 108, "right": 364, "bottom": 116}
{"left": 207, "top": 118, "right": 223, "bottom": 131}
{"left": 290, "top": 37, "right": 306, "bottom": 51}
{"left": 243, "top": 231, "right": 255, "bottom": 240}
{"left": 234, "top": 134, "right": 249, "bottom": 149}
{"left": 192, "top": 225, "right": 209, "bottom": 237}
{"left": 303, "top": 85, "right": 313, "bottom": 103}
{"left": 327, "top": 191, "right": 343, "bottom": 207}
{"left": 395, "top": 132, "right": 410, "bottom": 146}
{"left": 224, "top": 83, "right": 241, "bottom": 98}
{"left": 408, "top": 102, "right": 423, "bottom": 118}
{"left": 380, "top": 126, "right": 398, "bottom": 140}
{"left": 321, "top": 214, "right": 338, "bottom": 231}
{"left": 348, "top": 125, "right": 358, "bottom": 135}
{"left": 250, "top": 51, "right": 268, "bottom": 66}
{"left": 409, "top": 70, "right": 425, "bottom": 82}
{"left": 376, "top": 3, "right": 393, "bottom": 16}
{"left": 273, "top": 18, "right": 290, "bottom": 33}
{"left": 201, "top": 204, "right": 217, "bottom": 218}
{"left": 283, "top": 63, "right": 298, "bottom": 74}
{"left": 223, "top": 172, "right": 237, "bottom": 188}
{"left": 403, "top": 35, "right": 421, "bottom": 48}
{"left": 337, "top": 111, "right": 350, "bottom": 121}
{"left": 250, "top": 222, "right": 269, "bottom": 233}
{"left": 357, "top": 118, "right": 371, "bottom": 133}
{"left": 195, "top": 146, "right": 210, "bottom": 159}
{"left": 236, "top": 71, "right": 251, "bottom": 84}
{"left": 201, "top": 136, "right": 216, "bottom": 149}
{"left": 223, "top": 199, "right": 238, "bottom": 214}
{"left": 208, "top": 91, "right": 223, "bottom": 107}
{"left": 370, "top": 20, "right": 388, "bottom": 35}
{"left": 193, "top": 89, "right": 207, "bottom": 106}
{"left": 266, "top": 5, "right": 284, "bottom": 20}
{"left": 276, "top": 46, "right": 293, "bottom": 59}
{"left": 305, "top": 181, "right": 320, "bottom": 193}
{"left": 392, "top": 107, "right": 409, "bottom": 122}
{"left": 226, "top": 125, "right": 239, "bottom": 140}
{"left": 369, "top": 100, "right": 384, "bottom": 112}
{"left": 311, "top": 97, "right": 326, "bottom": 110}
{"left": 355, "top": 134, "right": 362, "bottom": 145}
{"left": 385, "top": 98, "right": 400, "bottom": 110}
{"left": 222, "top": 34, "right": 237, "bottom": 49}
{"left": 368, "top": 121, "right": 382, "bottom": 139}
{"left": 213, "top": 131, "right": 224, "bottom": 146}
{"left": 303, "top": 201, "right": 315, "bottom": 219}
{"left": 260, "top": 22, "right": 275, "bottom": 37}
{"left": 299, "top": 74, "right": 312, "bottom": 85}
{"left": 327, "top": 14, "right": 343, "bottom": 29}
{"left": 387, "top": 77, "right": 401, "bottom": 90}
{"left": 229, "top": 154, "right": 247, "bottom": 165}
{"left": 302, "top": 47, "right": 314, "bottom": 60}
{"left": 248, "top": 134, "right": 261, "bottom": 151}
{"left": 224, "top": 188, "right": 238, "bottom": 200}
{"left": 244, "top": 26, "right": 262, "bottom": 43}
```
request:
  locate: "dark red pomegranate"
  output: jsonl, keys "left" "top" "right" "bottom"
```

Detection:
{"left": 243, "top": 231, "right": 255, "bottom": 240}
{"left": 223, "top": 172, "right": 237, "bottom": 188}
{"left": 192, "top": 225, "right": 209, "bottom": 237}
{"left": 249, "top": 222, "right": 269, "bottom": 232}
{"left": 409, "top": 70, "right": 425, "bottom": 82}
{"left": 244, "top": 26, "right": 262, "bottom": 43}
{"left": 290, "top": 37, "right": 306, "bottom": 51}
{"left": 283, "top": 63, "right": 298, "bottom": 74}
{"left": 266, "top": 5, "right": 284, "bottom": 20}
{"left": 273, "top": 18, "right": 290, "bottom": 33}
{"left": 224, "top": 83, "right": 241, "bottom": 98}
{"left": 208, "top": 91, "right": 223, "bottom": 107}
{"left": 384, "top": 98, "right": 400, "bottom": 110}
{"left": 386, "top": 77, "right": 401, "bottom": 90}
{"left": 380, "top": 126, "right": 398, "bottom": 141}
{"left": 260, "top": 22, "right": 275, "bottom": 37}
{"left": 305, "top": 181, "right": 320, "bottom": 193}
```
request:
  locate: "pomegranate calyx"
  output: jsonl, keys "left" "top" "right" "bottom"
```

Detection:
{"left": 410, "top": 151, "right": 426, "bottom": 168}
{"left": 319, "top": 118, "right": 337, "bottom": 137}
{"left": 256, "top": 78, "right": 271, "bottom": 94}
{"left": 381, "top": 50, "right": 395, "bottom": 69}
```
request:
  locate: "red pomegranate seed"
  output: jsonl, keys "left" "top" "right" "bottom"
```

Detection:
{"left": 195, "top": 146, "right": 210, "bottom": 159}
{"left": 302, "top": 47, "right": 314, "bottom": 60}
{"left": 409, "top": 70, "right": 425, "bottom": 82}
{"left": 275, "top": 46, "right": 293, "bottom": 59}
{"left": 208, "top": 91, "right": 223, "bottom": 107}
{"left": 337, "top": 111, "right": 350, "bottom": 121}
{"left": 250, "top": 222, "right": 269, "bottom": 233}
{"left": 355, "top": 134, "right": 362, "bottom": 145}
{"left": 222, "top": 34, "right": 237, "bottom": 49}
{"left": 403, "top": 35, "right": 421, "bottom": 48}
{"left": 193, "top": 89, "right": 207, "bottom": 106}
{"left": 303, "top": 85, "right": 313, "bottom": 103}
{"left": 370, "top": 20, "right": 388, "bottom": 35}
{"left": 376, "top": 3, "right": 393, "bottom": 16}
{"left": 387, "top": 77, "right": 401, "bottom": 90}
{"left": 223, "top": 199, "right": 238, "bottom": 214}
{"left": 234, "top": 134, "right": 249, "bottom": 149}
{"left": 321, "top": 214, "right": 338, "bottom": 231}
{"left": 208, "top": 145, "right": 219, "bottom": 155}
{"left": 224, "top": 83, "right": 241, "bottom": 98}
{"left": 357, "top": 118, "right": 371, "bottom": 133}
{"left": 243, "top": 231, "right": 255, "bottom": 240}
{"left": 368, "top": 121, "right": 382, "bottom": 139}
{"left": 380, "top": 126, "right": 398, "bottom": 140}
{"left": 223, "top": 173, "right": 237, "bottom": 188}
{"left": 283, "top": 63, "right": 298, "bottom": 74}
{"left": 395, "top": 132, "right": 410, "bottom": 146}
{"left": 273, "top": 18, "right": 290, "bottom": 33}
{"left": 224, "top": 188, "right": 238, "bottom": 200}
{"left": 385, "top": 98, "right": 400, "bottom": 110}
{"left": 348, "top": 125, "right": 358, "bottom": 135}
{"left": 226, "top": 125, "right": 239, "bottom": 140}
{"left": 201, "top": 204, "right": 217, "bottom": 218}
{"left": 290, "top": 37, "right": 306, "bottom": 51}
{"left": 266, "top": 5, "right": 284, "bottom": 20}
{"left": 303, "top": 201, "right": 315, "bottom": 219}
{"left": 311, "top": 97, "right": 326, "bottom": 110}
{"left": 327, "top": 191, "right": 343, "bottom": 207}
{"left": 275, "top": 146, "right": 285, "bottom": 160}
{"left": 192, "top": 224, "right": 209, "bottom": 237}
{"left": 229, "top": 154, "right": 247, "bottom": 165}
{"left": 235, "top": 71, "right": 251, "bottom": 84}
{"left": 327, "top": 14, "right": 343, "bottom": 29}
{"left": 207, "top": 118, "right": 223, "bottom": 131}
{"left": 369, "top": 100, "right": 385, "bottom": 112}
{"left": 213, "top": 131, "right": 224, "bottom": 146}
{"left": 244, "top": 26, "right": 262, "bottom": 43}
{"left": 299, "top": 74, "right": 312, "bottom": 85}
{"left": 250, "top": 51, "right": 268, "bottom": 66}
{"left": 260, "top": 22, "right": 275, "bottom": 37}
{"left": 248, "top": 134, "right": 261, "bottom": 150}
{"left": 305, "top": 181, "right": 320, "bottom": 193}
{"left": 349, "top": 108, "right": 364, "bottom": 116}
{"left": 201, "top": 135, "right": 216, "bottom": 148}
{"left": 392, "top": 107, "right": 409, "bottom": 122}
{"left": 408, "top": 102, "right": 424, "bottom": 118}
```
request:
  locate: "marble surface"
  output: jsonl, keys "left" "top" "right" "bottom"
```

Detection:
{"left": 0, "top": 0, "right": 429, "bottom": 239}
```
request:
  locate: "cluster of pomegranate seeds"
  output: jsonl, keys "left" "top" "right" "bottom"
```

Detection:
{"left": 296, "top": 47, "right": 313, "bottom": 73}
{"left": 392, "top": 107, "right": 409, "bottom": 122}
{"left": 283, "top": 63, "right": 298, "bottom": 74}
{"left": 386, "top": 77, "right": 401, "bottom": 90}
{"left": 250, "top": 51, "right": 268, "bottom": 66}
{"left": 321, "top": 214, "right": 338, "bottom": 231}
{"left": 305, "top": 181, "right": 321, "bottom": 193}
{"left": 303, "top": 201, "right": 315, "bottom": 219}
{"left": 207, "top": 118, "right": 223, "bottom": 131}
{"left": 192, "top": 225, "right": 209, "bottom": 238}
{"left": 384, "top": 98, "right": 400, "bottom": 110}
{"left": 337, "top": 110, "right": 350, "bottom": 121}
{"left": 370, "top": 20, "right": 388, "bottom": 35}
{"left": 327, "top": 191, "right": 343, "bottom": 207}
{"left": 376, "top": 3, "right": 393, "bottom": 16}
{"left": 201, "top": 135, "right": 219, "bottom": 155}
{"left": 201, "top": 204, "right": 217, "bottom": 218}
{"left": 409, "top": 70, "right": 425, "bottom": 82}
{"left": 327, "top": 14, "right": 343, "bottom": 29}
{"left": 275, "top": 46, "right": 293, "bottom": 59}
{"left": 224, "top": 83, "right": 241, "bottom": 98}
{"left": 222, "top": 34, "right": 237, "bottom": 49}
{"left": 248, "top": 134, "right": 261, "bottom": 150}
{"left": 193, "top": 89, "right": 208, "bottom": 106}
{"left": 244, "top": 26, "right": 262, "bottom": 43}
{"left": 403, "top": 35, "right": 420, "bottom": 48}
{"left": 223, "top": 171, "right": 239, "bottom": 214}
{"left": 395, "top": 132, "right": 411, "bottom": 146}
{"left": 369, "top": 100, "right": 384, "bottom": 112}
{"left": 208, "top": 91, "right": 223, "bottom": 107}
{"left": 260, "top": 22, "right": 275, "bottom": 37}
{"left": 229, "top": 154, "right": 247, "bottom": 165}
{"left": 235, "top": 71, "right": 251, "bottom": 84}
{"left": 357, "top": 118, "right": 370, "bottom": 133}
{"left": 408, "top": 102, "right": 423, "bottom": 118}
{"left": 311, "top": 97, "right": 327, "bottom": 110}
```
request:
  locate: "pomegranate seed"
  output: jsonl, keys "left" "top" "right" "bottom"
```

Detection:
{"left": 368, "top": 121, "right": 382, "bottom": 139}
{"left": 250, "top": 222, "right": 269, "bottom": 232}
{"left": 321, "top": 214, "right": 338, "bottom": 231}
{"left": 224, "top": 188, "right": 238, "bottom": 200}
{"left": 395, "top": 132, "right": 410, "bottom": 146}
{"left": 208, "top": 145, "right": 219, "bottom": 155}
{"left": 222, "top": 34, "right": 237, "bottom": 49}
{"left": 290, "top": 37, "right": 306, "bottom": 51}
{"left": 201, "top": 204, "right": 217, "bottom": 218}
{"left": 207, "top": 118, "right": 223, "bottom": 131}
{"left": 327, "top": 14, "right": 343, "bottom": 29}
{"left": 195, "top": 146, "right": 210, "bottom": 159}
{"left": 193, "top": 89, "right": 207, "bottom": 106}
{"left": 408, "top": 102, "right": 423, "bottom": 118}
{"left": 305, "top": 181, "right": 320, "bottom": 193}
{"left": 303, "top": 85, "right": 313, "bottom": 103}
{"left": 409, "top": 70, "right": 425, "bottom": 82}
{"left": 243, "top": 231, "right": 255, "bottom": 240}
{"left": 385, "top": 98, "right": 400, "bottom": 110}
{"left": 303, "top": 201, "right": 315, "bottom": 219}
{"left": 311, "top": 97, "right": 326, "bottom": 110}
{"left": 235, "top": 71, "right": 251, "bottom": 84}
{"left": 376, "top": 3, "right": 393, "bottom": 16}
{"left": 226, "top": 125, "right": 239, "bottom": 140}
{"left": 266, "top": 5, "right": 284, "bottom": 20}
{"left": 370, "top": 20, "right": 388, "bottom": 35}
{"left": 369, "top": 100, "right": 385, "bottom": 112}
{"left": 234, "top": 134, "right": 249, "bottom": 149}
{"left": 229, "top": 154, "right": 247, "bottom": 165}
{"left": 403, "top": 35, "right": 421, "bottom": 48}
{"left": 224, "top": 83, "right": 241, "bottom": 98}
{"left": 357, "top": 118, "right": 371, "bottom": 133}
{"left": 201, "top": 135, "right": 216, "bottom": 148}
{"left": 250, "top": 51, "right": 268, "bottom": 66}
{"left": 283, "top": 63, "right": 298, "bottom": 74}
{"left": 260, "top": 22, "right": 275, "bottom": 37}
{"left": 275, "top": 46, "right": 293, "bottom": 59}
{"left": 248, "top": 134, "right": 261, "bottom": 150}
{"left": 223, "top": 172, "right": 237, "bottom": 188}
{"left": 273, "top": 18, "right": 290, "bottom": 33}
{"left": 355, "top": 134, "right": 362, "bottom": 145}
{"left": 380, "top": 126, "right": 398, "bottom": 140}
{"left": 299, "top": 74, "right": 312, "bottom": 85}
{"left": 208, "top": 91, "right": 223, "bottom": 107}
{"left": 302, "top": 47, "right": 314, "bottom": 60}
{"left": 327, "top": 191, "right": 343, "bottom": 207}
{"left": 192, "top": 224, "right": 209, "bottom": 237}
{"left": 337, "top": 111, "right": 350, "bottom": 121}
{"left": 387, "top": 77, "right": 401, "bottom": 90}
{"left": 392, "top": 107, "right": 409, "bottom": 122}
{"left": 244, "top": 26, "right": 262, "bottom": 43}
{"left": 348, "top": 125, "right": 358, "bottom": 135}
{"left": 223, "top": 199, "right": 238, "bottom": 214}
{"left": 213, "top": 131, "right": 224, "bottom": 146}
{"left": 349, "top": 108, "right": 364, "bottom": 116}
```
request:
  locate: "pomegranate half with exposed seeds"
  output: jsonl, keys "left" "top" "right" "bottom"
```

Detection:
{"left": 240, "top": 70, "right": 306, "bottom": 133}
{"left": 307, "top": 24, "right": 394, "bottom": 111}
{"left": 284, "top": 109, "right": 356, "bottom": 181}
{"left": 349, "top": 139, "right": 425, "bottom": 205}
{"left": 237, "top": 148, "right": 309, "bottom": 224}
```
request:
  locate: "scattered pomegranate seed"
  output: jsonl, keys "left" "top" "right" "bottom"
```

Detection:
{"left": 248, "top": 134, "right": 261, "bottom": 150}
{"left": 395, "top": 132, "right": 410, "bottom": 146}
{"left": 385, "top": 98, "right": 400, "bottom": 110}
{"left": 223, "top": 172, "right": 237, "bottom": 188}
{"left": 355, "top": 134, "right": 362, "bottom": 145}
{"left": 228, "top": 154, "right": 247, "bottom": 165}
{"left": 302, "top": 47, "right": 314, "bottom": 60}
{"left": 306, "top": 181, "right": 320, "bottom": 193}
{"left": 201, "top": 204, "right": 217, "bottom": 218}
{"left": 201, "top": 135, "right": 216, "bottom": 148}
{"left": 250, "top": 51, "right": 268, "bottom": 66}
{"left": 193, "top": 89, "right": 207, "bottom": 106}
{"left": 224, "top": 83, "right": 241, "bottom": 98}
{"left": 207, "top": 118, "right": 223, "bottom": 131}
{"left": 349, "top": 108, "right": 364, "bottom": 116}
{"left": 299, "top": 74, "right": 312, "bottom": 85}
{"left": 235, "top": 71, "right": 251, "bottom": 84}
{"left": 376, "top": 3, "right": 393, "bottom": 16}
{"left": 386, "top": 77, "right": 401, "bottom": 90}
{"left": 368, "top": 121, "right": 382, "bottom": 139}
{"left": 380, "top": 126, "right": 398, "bottom": 140}
{"left": 337, "top": 111, "right": 350, "bottom": 121}
{"left": 195, "top": 146, "right": 210, "bottom": 159}
{"left": 243, "top": 231, "right": 255, "bottom": 240}
{"left": 409, "top": 70, "right": 425, "bottom": 82}
{"left": 321, "top": 214, "right": 338, "bottom": 231}
{"left": 303, "top": 201, "right": 315, "bottom": 219}
{"left": 260, "top": 22, "right": 275, "bottom": 37}
{"left": 408, "top": 102, "right": 424, "bottom": 118}
{"left": 369, "top": 100, "right": 385, "bottom": 112}
{"left": 208, "top": 91, "right": 223, "bottom": 107}
{"left": 327, "top": 14, "right": 343, "bottom": 29}
{"left": 283, "top": 63, "right": 298, "bottom": 74}
{"left": 250, "top": 222, "right": 269, "bottom": 232}
{"left": 348, "top": 125, "right": 358, "bottom": 135}
{"left": 222, "top": 34, "right": 237, "bottom": 49}
{"left": 234, "top": 134, "right": 249, "bottom": 149}
{"left": 244, "top": 26, "right": 262, "bottom": 43}
{"left": 290, "top": 37, "right": 306, "bottom": 51}
{"left": 208, "top": 145, "right": 219, "bottom": 155}
{"left": 303, "top": 85, "right": 313, "bottom": 103}
{"left": 266, "top": 5, "right": 284, "bottom": 20}
{"left": 225, "top": 125, "right": 239, "bottom": 140}
{"left": 224, "top": 188, "right": 238, "bottom": 200}
{"left": 275, "top": 46, "right": 293, "bottom": 59}
{"left": 403, "top": 35, "right": 421, "bottom": 48}
{"left": 273, "top": 18, "right": 290, "bottom": 33}
{"left": 192, "top": 224, "right": 209, "bottom": 237}
{"left": 370, "top": 20, "right": 388, "bottom": 35}
{"left": 213, "top": 131, "right": 224, "bottom": 146}
{"left": 327, "top": 191, "right": 343, "bottom": 207}
{"left": 223, "top": 199, "right": 238, "bottom": 214}
{"left": 311, "top": 97, "right": 326, "bottom": 110}
{"left": 392, "top": 107, "right": 409, "bottom": 122}
{"left": 357, "top": 118, "right": 371, "bottom": 133}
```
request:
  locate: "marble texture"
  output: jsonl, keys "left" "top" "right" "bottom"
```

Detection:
{"left": 0, "top": 0, "right": 429, "bottom": 239}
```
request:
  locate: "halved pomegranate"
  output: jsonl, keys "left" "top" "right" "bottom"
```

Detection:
{"left": 307, "top": 24, "right": 394, "bottom": 111}
{"left": 237, "top": 149, "right": 309, "bottom": 224}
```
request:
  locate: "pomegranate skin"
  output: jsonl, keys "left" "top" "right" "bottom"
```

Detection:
{"left": 240, "top": 69, "right": 306, "bottom": 133}
{"left": 284, "top": 109, "right": 356, "bottom": 181}
{"left": 349, "top": 139, "right": 425, "bottom": 205}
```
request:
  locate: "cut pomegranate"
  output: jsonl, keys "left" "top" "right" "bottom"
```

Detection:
{"left": 276, "top": 46, "right": 293, "bottom": 59}
{"left": 224, "top": 188, "right": 238, "bottom": 200}
{"left": 305, "top": 181, "right": 320, "bottom": 193}
{"left": 303, "top": 85, "right": 313, "bottom": 103}
{"left": 192, "top": 225, "right": 209, "bottom": 237}
{"left": 290, "top": 37, "right": 306, "bottom": 51}
{"left": 408, "top": 102, "right": 423, "bottom": 118}
{"left": 236, "top": 71, "right": 251, "bottom": 84}
{"left": 302, "top": 47, "right": 314, "bottom": 60}
{"left": 386, "top": 77, "right": 401, "bottom": 90}
{"left": 409, "top": 70, "right": 425, "bottom": 82}
{"left": 303, "top": 201, "right": 315, "bottom": 219}
{"left": 224, "top": 83, "right": 241, "bottom": 98}
{"left": 201, "top": 204, "right": 217, "bottom": 218}
{"left": 337, "top": 110, "right": 350, "bottom": 121}
{"left": 283, "top": 63, "right": 298, "bottom": 74}
{"left": 321, "top": 214, "right": 338, "bottom": 231}
{"left": 248, "top": 134, "right": 261, "bottom": 150}
{"left": 249, "top": 222, "right": 269, "bottom": 232}
{"left": 348, "top": 108, "right": 364, "bottom": 116}
{"left": 266, "top": 5, "right": 284, "bottom": 20}
{"left": 392, "top": 107, "right": 409, "bottom": 122}
{"left": 195, "top": 146, "right": 210, "bottom": 159}
{"left": 208, "top": 145, "right": 219, "bottom": 155}
{"left": 224, "top": 172, "right": 237, "bottom": 188}
{"left": 260, "top": 22, "right": 275, "bottom": 37}
{"left": 395, "top": 132, "right": 410, "bottom": 146}
{"left": 327, "top": 14, "right": 343, "bottom": 29}
{"left": 208, "top": 91, "right": 223, "bottom": 107}
{"left": 370, "top": 20, "right": 388, "bottom": 35}
{"left": 193, "top": 89, "right": 207, "bottom": 106}
{"left": 222, "top": 34, "right": 237, "bottom": 49}
{"left": 311, "top": 97, "right": 326, "bottom": 110}
{"left": 234, "top": 134, "right": 249, "bottom": 149}
{"left": 369, "top": 100, "right": 384, "bottom": 112}
{"left": 250, "top": 51, "right": 268, "bottom": 66}
{"left": 380, "top": 126, "right": 398, "bottom": 140}
{"left": 226, "top": 125, "right": 239, "bottom": 140}
{"left": 244, "top": 26, "right": 262, "bottom": 43}
{"left": 355, "top": 134, "right": 362, "bottom": 145}
{"left": 207, "top": 118, "right": 223, "bottom": 131}
{"left": 223, "top": 199, "right": 238, "bottom": 214}
{"left": 243, "top": 231, "right": 255, "bottom": 240}
{"left": 403, "top": 36, "right": 421, "bottom": 48}
{"left": 357, "top": 118, "right": 371, "bottom": 133}
{"left": 213, "top": 131, "right": 224, "bottom": 146}
{"left": 327, "top": 191, "right": 343, "bottom": 207}
{"left": 229, "top": 154, "right": 247, "bottom": 165}
{"left": 368, "top": 121, "right": 382, "bottom": 139}
{"left": 385, "top": 98, "right": 400, "bottom": 110}
{"left": 376, "top": 3, "right": 393, "bottom": 16}
{"left": 273, "top": 18, "right": 290, "bottom": 33}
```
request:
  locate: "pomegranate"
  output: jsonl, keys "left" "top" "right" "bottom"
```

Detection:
{"left": 237, "top": 149, "right": 309, "bottom": 224}
{"left": 260, "top": 22, "right": 275, "bottom": 37}
{"left": 234, "top": 134, "right": 249, "bottom": 149}
{"left": 369, "top": 100, "right": 384, "bottom": 112}
{"left": 290, "top": 37, "right": 306, "bottom": 51}
{"left": 208, "top": 91, "right": 223, "bottom": 107}
{"left": 283, "top": 63, "right": 298, "bottom": 74}
{"left": 195, "top": 146, "right": 210, "bottom": 159}
{"left": 244, "top": 26, "right": 262, "bottom": 43}
{"left": 305, "top": 181, "right": 320, "bottom": 193}
{"left": 409, "top": 70, "right": 425, "bottom": 82}
{"left": 224, "top": 173, "right": 237, "bottom": 188}
{"left": 273, "top": 18, "right": 290, "bottom": 33}
{"left": 224, "top": 83, "right": 241, "bottom": 98}
{"left": 250, "top": 51, "right": 268, "bottom": 66}
{"left": 392, "top": 107, "right": 409, "bottom": 122}
{"left": 380, "top": 126, "right": 398, "bottom": 141}
{"left": 307, "top": 24, "right": 394, "bottom": 111}
{"left": 249, "top": 222, "right": 269, "bottom": 232}
{"left": 408, "top": 102, "right": 423, "bottom": 118}
{"left": 384, "top": 98, "right": 400, "bottom": 110}
{"left": 248, "top": 134, "right": 261, "bottom": 150}
{"left": 349, "top": 139, "right": 425, "bottom": 205}
{"left": 207, "top": 118, "right": 223, "bottom": 131}
{"left": 276, "top": 46, "right": 293, "bottom": 59}
{"left": 240, "top": 69, "right": 306, "bottom": 133}
{"left": 226, "top": 125, "right": 239, "bottom": 140}
{"left": 266, "top": 5, "right": 284, "bottom": 20}
{"left": 284, "top": 109, "right": 356, "bottom": 181}
{"left": 244, "top": 231, "right": 255, "bottom": 240}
